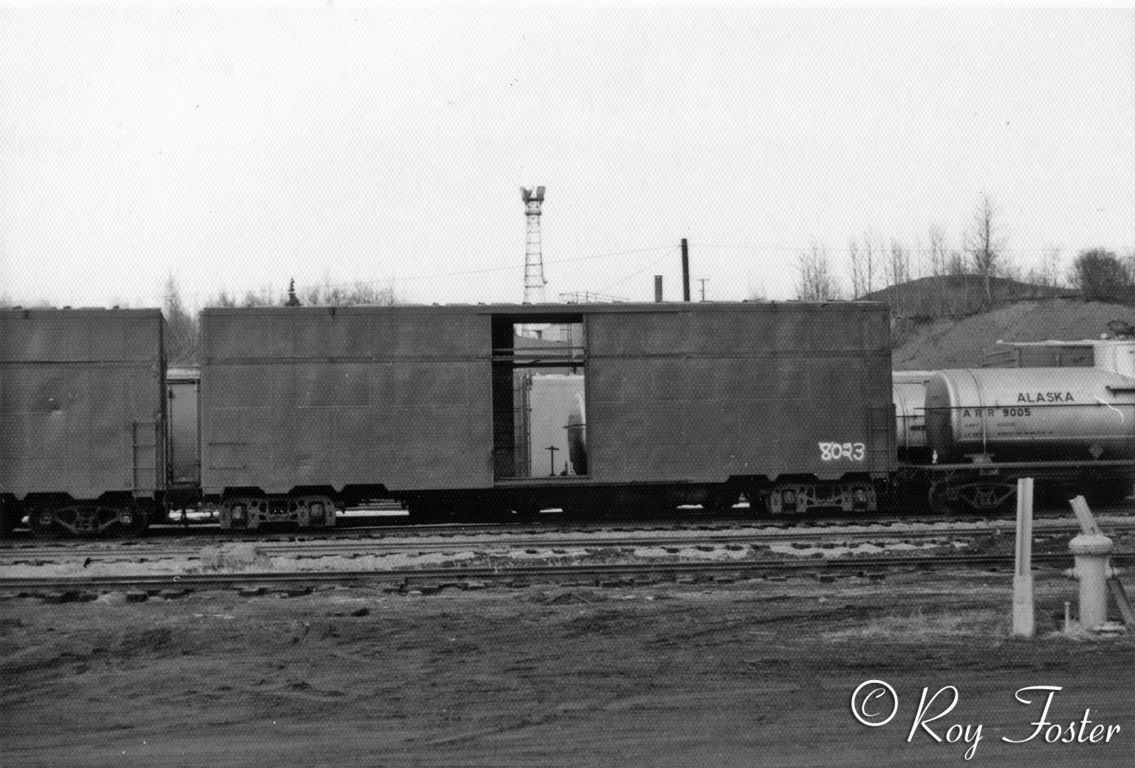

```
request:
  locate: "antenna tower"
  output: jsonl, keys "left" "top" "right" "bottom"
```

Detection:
{"left": 520, "top": 186, "right": 547, "bottom": 303}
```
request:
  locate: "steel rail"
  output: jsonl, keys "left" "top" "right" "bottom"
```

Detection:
{"left": 1, "top": 553, "right": 1128, "bottom": 594}
{"left": 6, "top": 520, "right": 1130, "bottom": 565}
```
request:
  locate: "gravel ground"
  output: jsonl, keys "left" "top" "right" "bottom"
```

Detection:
{"left": 2, "top": 568, "right": 1133, "bottom": 767}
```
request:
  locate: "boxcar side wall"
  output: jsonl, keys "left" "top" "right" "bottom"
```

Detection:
{"left": 0, "top": 309, "right": 167, "bottom": 501}
{"left": 585, "top": 304, "right": 894, "bottom": 484}
{"left": 200, "top": 308, "right": 494, "bottom": 497}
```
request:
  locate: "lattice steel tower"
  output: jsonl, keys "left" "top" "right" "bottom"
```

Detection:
{"left": 520, "top": 186, "right": 547, "bottom": 303}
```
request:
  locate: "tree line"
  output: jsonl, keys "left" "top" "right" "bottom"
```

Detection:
{"left": 792, "top": 195, "right": 1135, "bottom": 313}
{"left": 164, "top": 277, "right": 398, "bottom": 365}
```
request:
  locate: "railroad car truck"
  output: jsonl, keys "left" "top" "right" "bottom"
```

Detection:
{"left": 0, "top": 308, "right": 170, "bottom": 535}
{"left": 199, "top": 302, "right": 896, "bottom": 527}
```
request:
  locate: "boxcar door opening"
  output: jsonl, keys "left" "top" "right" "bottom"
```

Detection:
{"left": 491, "top": 316, "right": 586, "bottom": 482}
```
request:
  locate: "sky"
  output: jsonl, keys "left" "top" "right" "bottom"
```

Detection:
{"left": 1, "top": 4, "right": 1134, "bottom": 308}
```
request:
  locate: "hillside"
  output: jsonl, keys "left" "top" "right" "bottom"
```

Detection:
{"left": 863, "top": 274, "right": 1074, "bottom": 318}
{"left": 891, "top": 298, "right": 1135, "bottom": 370}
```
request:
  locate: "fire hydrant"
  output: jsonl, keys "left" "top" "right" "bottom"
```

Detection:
{"left": 1069, "top": 532, "right": 1114, "bottom": 630}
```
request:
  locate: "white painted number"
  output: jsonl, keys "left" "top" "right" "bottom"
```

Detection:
{"left": 819, "top": 442, "right": 866, "bottom": 461}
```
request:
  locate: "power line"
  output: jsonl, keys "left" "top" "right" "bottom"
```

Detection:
{"left": 16, "top": 244, "right": 681, "bottom": 306}
{"left": 692, "top": 242, "right": 1085, "bottom": 256}
{"left": 598, "top": 249, "right": 678, "bottom": 294}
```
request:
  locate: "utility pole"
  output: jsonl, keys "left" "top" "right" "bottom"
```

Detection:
{"left": 697, "top": 278, "right": 709, "bottom": 302}
{"left": 546, "top": 445, "right": 559, "bottom": 476}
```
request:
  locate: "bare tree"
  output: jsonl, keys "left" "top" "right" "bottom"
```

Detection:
{"left": 301, "top": 277, "right": 399, "bottom": 306}
{"left": 747, "top": 282, "right": 769, "bottom": 301}
{"left": 1023, "top": 246, "right": 1063, "bottom": 288}
{"left": 210, "top": 290, "right": 239, "bottom": 308}
{"left": 880, "top": 239, "right": 910, "bottom": 315}
{"left": 848, "top": 239, "right": 866, "bottom": 298}
{"left": 862, "top": 230, "right": 882, "bottom": 294}
{"left": 888, "top": 240, "right": 911, "bottom": 286}
{"left": 926, "top": 225, "right": 952, "bottom": 315}
{"left": 965, "top": 194, "right": 1006, "bottom": 307}
{"left": 240, "top": 286, "right": 279, "bottom": 307}
{"left": 927, "top": 226, "right": 949, "bottom": 278}
{"left": 208, "top": 278, "right": 399, "bottom": 309}
{"left": 163, "top": 275, "right": 199, "bottom": 365}
{"left": 846, "top": 230, "right": 883, "bottom": 298}
{"left": 795, "top": 242, "right": 842, "bottom": 301}
{"left": 1040, "top": 246, "right": 1062, "bottom": 287}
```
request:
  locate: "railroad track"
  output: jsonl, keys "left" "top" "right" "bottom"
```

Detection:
{"left": 1, "top": 552, "right": 1129, "bottom": 595}
{"left": 5, "top": 502, "right": 1131, "bottom": 546}
{"left": 5, "top": 519, "right": 1132, "bottom": 565}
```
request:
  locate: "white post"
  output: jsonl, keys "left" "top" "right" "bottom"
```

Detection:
{"left": 1012, "top": 478, "right": 1035, "bottom": 638}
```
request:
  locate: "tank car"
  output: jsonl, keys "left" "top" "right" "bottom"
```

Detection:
{"left": 917, "top": 367, "right": 1135, "bottom": 511}
{"left": 924, "top": 367, "right": 1135, "bottom": 463}
{"left": 892, "top": 370, "right": 932, "bottom": 462}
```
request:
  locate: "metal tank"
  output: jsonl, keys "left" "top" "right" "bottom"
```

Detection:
{"left": 892, "top": 371, "right": 932, "bottom": 461}
{"left": 924, "top": 368, "right": 1135, "bottom": 463}
{"left": 566, "top": 391, "right": 587, "bottom": 476}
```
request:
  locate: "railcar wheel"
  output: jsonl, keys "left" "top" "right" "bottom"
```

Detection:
{"left": 928, "top": 484, "right": 964, "bottom": 516}
{"left": 765, "top": 486, "right": 804, "bottom": 515}
{"left": 27, "top": 508, "right": 60, "bottom": 539}
{"left": 0, "top": 503, "right": 21, "bottom": 538}
{"left": 220, "top": 497, "right": 265, "bottom": 530}
{"left": 120, "top": 507, "right": 151, "bottom": 537}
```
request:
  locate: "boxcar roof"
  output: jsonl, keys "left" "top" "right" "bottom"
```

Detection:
{"left": 200, "top": 301, "right": 888, "bottom": 316}
{"left": 0, "top": 307, "right": 164, "bottom": 317}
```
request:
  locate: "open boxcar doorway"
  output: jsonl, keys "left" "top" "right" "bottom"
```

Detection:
{"left": 491, "top": 315, "right": 586, "bottom": 481}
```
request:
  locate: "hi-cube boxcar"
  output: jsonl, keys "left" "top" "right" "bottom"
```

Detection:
{"left": 0, "top": 308, "right": 169, "bottom": 534}
{"left": 199, "top": 302, "right": 896, "bottom": 526}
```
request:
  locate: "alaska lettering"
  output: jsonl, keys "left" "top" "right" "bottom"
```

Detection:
{"left": 1017, "top": 392, "right": 1075, "bottom": 404}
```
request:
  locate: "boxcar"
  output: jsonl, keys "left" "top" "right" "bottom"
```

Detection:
{"left": 199, "top": 302, "right": 894, "bottom": 526}
{"left": 0, "top": 308, "right": 168, "bottom": 534}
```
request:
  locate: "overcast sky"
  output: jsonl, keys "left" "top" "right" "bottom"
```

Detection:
{"left": 2, "top": 5, "right": 1133, "bottom": 308}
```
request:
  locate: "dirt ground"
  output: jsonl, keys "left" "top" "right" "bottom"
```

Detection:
{"left": 2, "top": 570, "right": 1133, "bottom": 768}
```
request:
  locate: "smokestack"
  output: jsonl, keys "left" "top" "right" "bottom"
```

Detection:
{"left": 654, "top": 275, "right": 663, "bottom": 303}
{"left": 681, "top": 238, "right": 690, "bottom": 302}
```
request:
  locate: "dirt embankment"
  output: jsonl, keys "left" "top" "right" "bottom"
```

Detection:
{"left": 892, "top": 299, "right": 1134, "bottom": 370}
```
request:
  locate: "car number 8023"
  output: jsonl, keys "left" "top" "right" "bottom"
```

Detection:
{"left": 819, "top": 442, "right": 866, "bottom": 461}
